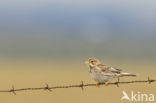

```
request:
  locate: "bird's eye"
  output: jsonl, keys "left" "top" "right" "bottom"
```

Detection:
{"left": 91, "top": 61, "right": 94, "bottom": 63}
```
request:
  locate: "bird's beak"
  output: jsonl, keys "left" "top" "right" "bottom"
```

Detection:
{"left": 85, "top": 61, "right": 90, "bottom": 65}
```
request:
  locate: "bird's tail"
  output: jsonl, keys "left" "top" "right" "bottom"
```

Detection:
{"left": 120, "top": 72, "right": 136, "bottom": 77}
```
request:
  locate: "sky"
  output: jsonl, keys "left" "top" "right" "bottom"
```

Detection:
{"left": 0, "top": 0, "right": 156, "bottom": 60}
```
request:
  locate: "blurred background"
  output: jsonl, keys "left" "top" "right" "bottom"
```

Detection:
{"left": 0, "top": 0, "right": 156, "bottom": 103}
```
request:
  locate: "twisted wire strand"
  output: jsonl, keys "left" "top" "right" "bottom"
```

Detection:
{"left": 0, "top": 76, "right": 155, "bottom": 94}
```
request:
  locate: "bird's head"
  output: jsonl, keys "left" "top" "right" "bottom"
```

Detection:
{"left": 85, "top": 58, "right": 100, "bottom": 67}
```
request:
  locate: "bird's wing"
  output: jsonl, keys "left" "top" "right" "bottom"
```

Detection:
{"left": 97, "top": 64, "right": 122, "bottom": 73}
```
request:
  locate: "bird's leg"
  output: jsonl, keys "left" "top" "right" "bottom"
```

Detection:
{"left": 105, "top": 81, "right": 109, "bottom": 86}
{"left": 96, "top": 82, "right": 101, "bottom": 87}
{"left": 117, "top": 77, "right": 120, "bottom": 82}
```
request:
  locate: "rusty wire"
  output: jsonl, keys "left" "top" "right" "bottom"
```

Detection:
{"left": 0, "top": 76, "right": 155, "bottom": 94}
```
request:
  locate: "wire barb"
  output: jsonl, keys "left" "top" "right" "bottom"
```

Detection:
{"left": 10, "top": 85, "right": 16, "bottom": 95}
{"left": 80, "top": 81, "right": 84, "bottom": 91}
{"left": 44, "top": 84, "right": 52, "bottom": 92}
{"left": 115, "top": 82, "right": 119, "bottom": 87}
{"left": 115, "top": 77, "right": 120, "bottom": 87}
{"left": 148, "top": 76, "right": 154, "bottom": 84}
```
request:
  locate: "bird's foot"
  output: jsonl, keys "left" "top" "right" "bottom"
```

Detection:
{"left": 96, "top": 82, "right": 101, "bottom": 88}
{"left": 105, "top": 81, "right": 109, "bottom": 86}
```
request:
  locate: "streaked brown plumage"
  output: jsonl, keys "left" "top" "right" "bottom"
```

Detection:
{"left": 85, "top": 58, "right": 136, "bottom": 86}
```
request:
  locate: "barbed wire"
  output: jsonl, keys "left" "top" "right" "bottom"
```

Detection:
{"left": 0, "top": 76, "right": 155, "bottom": 95}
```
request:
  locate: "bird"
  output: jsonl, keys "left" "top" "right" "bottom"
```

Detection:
{"left": 85, "top": 58, "right": 136, "bottom": 87}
